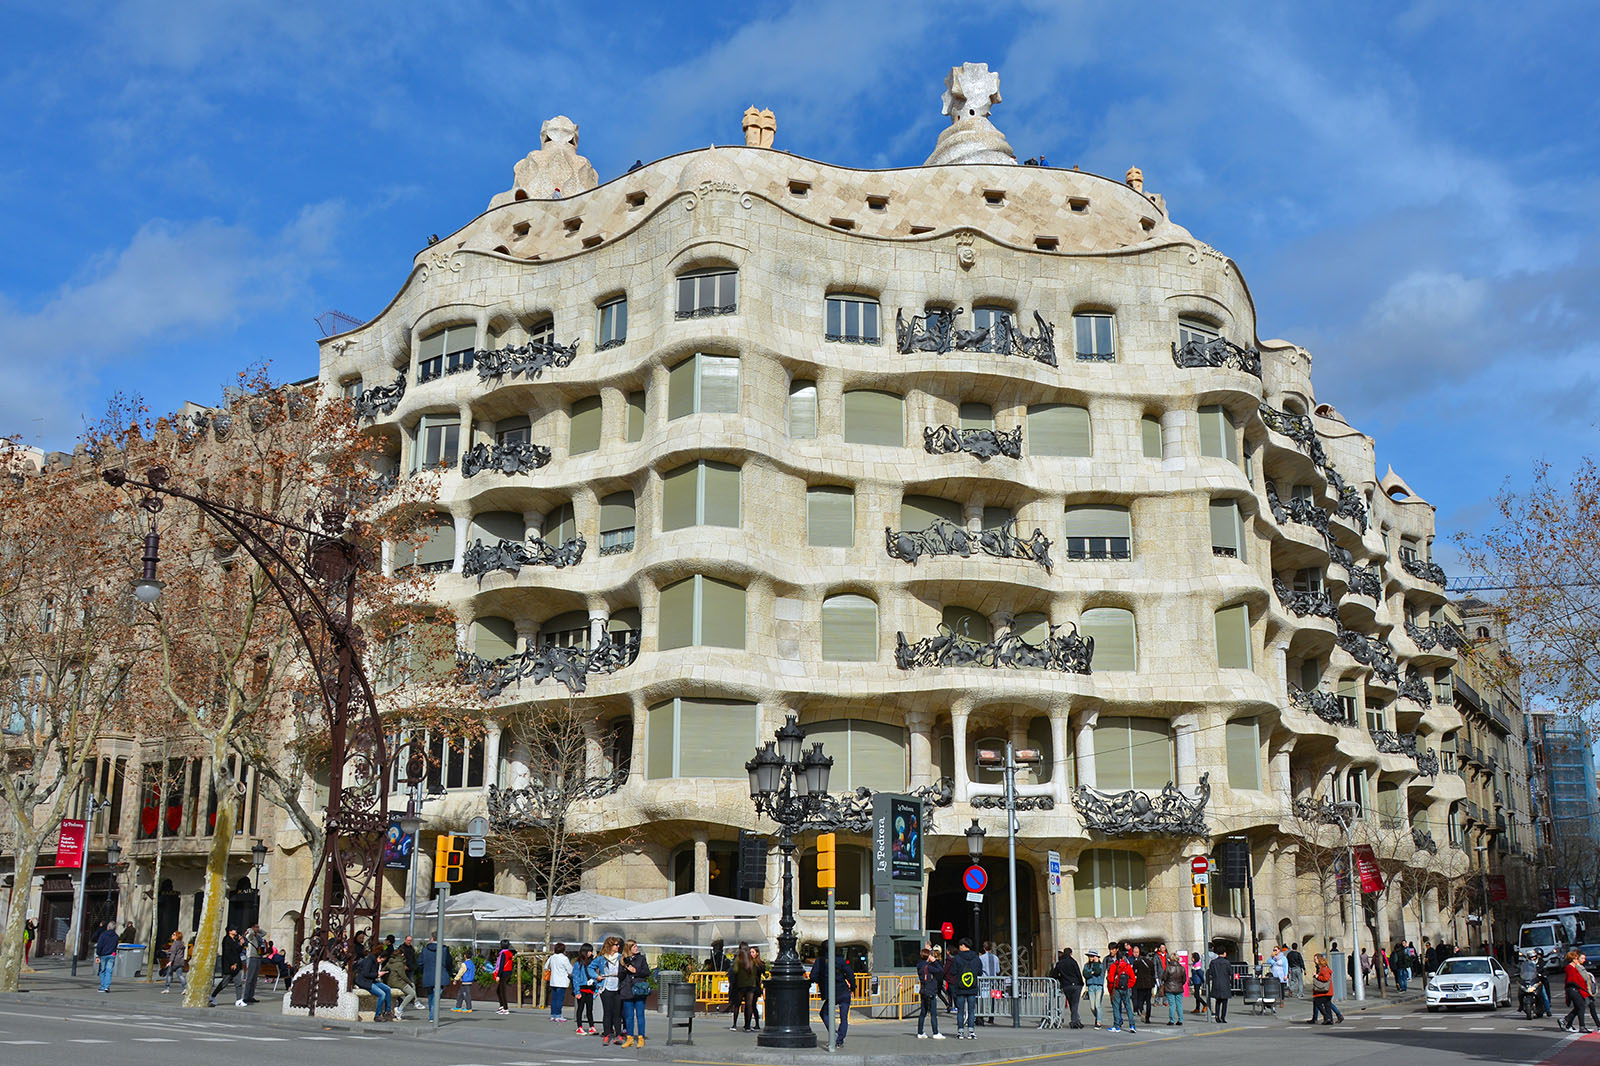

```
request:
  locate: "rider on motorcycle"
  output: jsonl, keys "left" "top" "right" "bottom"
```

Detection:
{"left": 1520, "top": 950, "right": 1550, "bottom": 1018}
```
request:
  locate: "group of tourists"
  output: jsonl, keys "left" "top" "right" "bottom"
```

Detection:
{"left": 1038, "top": 942, "right": 1239, "bottom": 1032}
{"left": 538, "top": 937, "right": 655, "bottom": 1047}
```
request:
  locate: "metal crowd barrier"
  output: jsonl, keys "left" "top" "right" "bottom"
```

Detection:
{"left": 972, "top": 976, "right": 1065, "bottom": 1027}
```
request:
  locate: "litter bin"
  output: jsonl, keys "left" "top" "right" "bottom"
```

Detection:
{"left": 665, "top": 980, "right": 696, "bottom": 1046}
{"left": 115, "top": 943, "right": 146, "bottom": 978}
{"left": 1329, "top": 951, "right": 1348, "bottom": 1001}
{"left": 655, "top": 970, "right": 684, "bottom": 1014}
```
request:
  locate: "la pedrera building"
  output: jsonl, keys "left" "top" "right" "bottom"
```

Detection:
{"left": 320, "top": 64, "right": 1472, "bottom": 970}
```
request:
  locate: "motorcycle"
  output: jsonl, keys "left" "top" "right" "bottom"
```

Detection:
{"left": 1521, "top": 976, "right": 1548, "bottom": 1019}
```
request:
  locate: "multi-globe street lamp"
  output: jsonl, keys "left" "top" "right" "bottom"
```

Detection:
{"left": 745, "top": 713, "right": 839, "bottom": 1050}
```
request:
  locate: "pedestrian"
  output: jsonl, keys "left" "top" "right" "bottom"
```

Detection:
{"left": 239, "top": 922, "right": 265, "bottom": 1006}
{"left": 1162, "top": 950, "right": 1186, "bottom": 1025}
{"left": 947, "top": 938, "right": 982, "bottom": 1040}
{"left": 1053, "top": 947, "right": 1084, "bottom": 1029}
{"left": 162, "top": 930, "right": 188, "bottom": 994}
{"left": 351, "top": 930, "right": 368, "bottom": 961}
{"left": 1190, "top": 951, "right": 1207, "bottom": 1013}
{"left": 120, "top": 921, "right": 137, "bottom": 943}
{"left": 1106, "top": 946, "right": 1136, "bottom": 1033}
{"left": 572, "top": 943, "right": 598, "bottom": 1034}
{"left": 23, "top": 918, "right": 35, "bottom": 968}
{"left": 1391, "top": 942, "right": 1408, "bottom": 992}
{"left": 619, "top": 938, "right": 652, "bottom": 1046}
{"left": 1207, "top": 948, "right": 1233, "bottom": 1023}
{"left": 93, "top": 919, "right": 119, "bottom": 993}
{"left": 916, "top": 946, "right": 946, "bottom": 1038}
{"left": 387, "top": 946, "right": 418, "bottom": 1020}
{"left": 730, "top": 943, "right": 765, "bottom": 1031}
{"left": 978, "top": 941, "right": 1000, "bottom": 1025}
{"left": 1308, "top": 953, "right": 1333, "bottom": 1024}
{"left": 1082, "top": 949, "right": 1105, "bottom": 1029}
{"left": 810, "top": 944, "right": 855, "bottom": 1047}
{"left": 1286, "top": 943, "right": 1305, "bottom": 997}
{"left": 598, "top": 936, "right": 623, "bottom": 1045}
{"left": 453, "top": 953, "right": 476, "bottom": 1011}
{"left": 548, "top": 942, "right": 572, "bottom": 1021}
{"left": 400, "top": 934, "right": 418, "bottom": 982}
{"left": 1562, "top": 950, "right": 1592, "bottom": 1033}
{"left": 1132, "top": 945, "right": 1155, "bottom": 1023}
{"left": 209, "top": 928, "right": 243, "bottom": 1005}
{"left": 354, "top": 947, "right": 394, "bottom": 1021}
{"left": 420, "top": 935, "right": 452, "bottom": 1020}
{"left": 492, "top": 938, "right": 516, "bottom": 1016}
{"left": 1269, "top": 945, "right": 1289, "bottom": 994}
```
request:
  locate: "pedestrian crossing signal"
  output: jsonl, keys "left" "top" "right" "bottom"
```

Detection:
{"left": 436, "top": 833, "right": 464, "bottom": 884}
{"left": 816, "top": 832, "right": 836, "bottom": 890}
{"left": 1192, "top": 883, "right": 1207, "bottom": 909}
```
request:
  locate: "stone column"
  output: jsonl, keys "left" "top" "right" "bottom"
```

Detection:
{"left": 907, "top": 713, "right": 933, "bottom": 788}
{"left": 1173, "top": 713, "right": 1199, "bottom": 789}
{"left": 1049, "top": 713, "right": 1071, "bottom": 802}
{"left": 1269, "top": 742, "right": 1293, "bottom": 797}
{"left": 451, "top": 510, "right": 470, "bottom": 574}
{"left": 950, "top": 700, "right": 972, "bottom": 803}
{"left": 1272, "top": 641, "right": 1291, "bottom": 706}
{"left": 628, "top": 696, "right": 649, "bottom": 784}
{"left": 583, "top": 720, "right": 604, "bottom": 780}
{"left": 1158, "top": 409, "right": 1187, "bottom": 468}
{"left": 515, "top": 619, "right": 540, "bottom": 654}
{"left": 693, "top": 835, "right": 710, "bottom": 895}
{"left": 588, "top": 610, "right": 608, "bottom": 649}
{"left": 1074, "top": 710, "right": 1099, "bottom": 790}
{"left": 458, "top": 402, "right": 477, "bottom": 451}
{"left": 508, "top": 737, "right": 531, "bottom": 790}
{"left": 483, "top": 720, "right": 502, "bottom": 791}
{"left": 1277, "top": 842, "right": 1300, "bottom": 947}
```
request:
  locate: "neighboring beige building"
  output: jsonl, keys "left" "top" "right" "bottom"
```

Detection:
{"left": 317, "top": 64, "right": 1469, "bottom": 969}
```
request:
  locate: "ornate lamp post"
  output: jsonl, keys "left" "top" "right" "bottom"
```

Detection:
{"left": 745, "top": 713, "right": 840, "bottom": 1050}
{"left": 965, "top": 818, "right": 986, "bottom": 948}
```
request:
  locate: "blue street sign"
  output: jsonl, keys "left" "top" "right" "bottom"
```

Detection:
{"left": 963, "top": 864, "right": 988, "bottom": 893}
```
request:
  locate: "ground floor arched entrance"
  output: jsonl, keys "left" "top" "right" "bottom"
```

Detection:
{"left": 926, "top": 855, "right": 1040, "bottom": 975}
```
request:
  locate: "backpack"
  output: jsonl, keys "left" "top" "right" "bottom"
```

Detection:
{"left": 948, "top": 952, "right": 981, "bottom": 994}
{"left": 1111, "top": 962, "right": 1131, "bottom": 991}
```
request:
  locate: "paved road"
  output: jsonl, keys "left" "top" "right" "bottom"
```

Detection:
{"left": 0, "top": 998, "right": 1591, "bottom": 1066}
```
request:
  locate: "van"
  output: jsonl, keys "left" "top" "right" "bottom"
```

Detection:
{"left": 1518, "top": 919, "right": 1571, "bottom": 972}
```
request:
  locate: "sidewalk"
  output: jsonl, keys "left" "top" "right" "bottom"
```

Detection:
{"left": 2, "top": 962, "right": 1314, "bottom": 1064}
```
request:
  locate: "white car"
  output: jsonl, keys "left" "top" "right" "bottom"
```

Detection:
{"left": 1425, "top": 956, "right": 1511, "bottom": 1011}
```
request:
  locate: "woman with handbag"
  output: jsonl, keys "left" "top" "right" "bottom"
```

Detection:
{"left": 547, "top": 942, "right": 572, "bottom": 1022}
{"left": 161, "top": 930, "right": 188, "bottom": 994}
{"left": 571, "top": 943, "right": 598, "bottom": 1034}
{"left": 598, "top": 937, "right": 624, "bottom": 1045}
{"left": 492, "top": 939, "right": 516, "bottom": 1016}
{"left": 1562, "top": 949, "right": 1592, "bottom": 1033}
{"left": 1308, "top": 954, "right": 1334, "bottom": 1024}
{"left": 619, "top": 939, "right": 652, "bottom": 1047}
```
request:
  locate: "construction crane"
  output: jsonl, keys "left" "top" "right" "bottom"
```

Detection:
{"left": 314, "top": 309, "right": 365, "bottom": 338}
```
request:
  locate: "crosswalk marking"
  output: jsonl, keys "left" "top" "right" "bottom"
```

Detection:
{"left": 132, "top": 1037, "right": 177, "bottom": 1042}
{"left": 0, "top": 1040, "right": 48, "bottom": 1045}
{"left": 69, "top": 1038, "right": 112, "bottom": 1043}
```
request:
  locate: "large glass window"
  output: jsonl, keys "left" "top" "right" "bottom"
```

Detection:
{"left": 496, "top": 415, "right": 531, "bottom": 447}
{"left": 1178, "top": 317, "right": 1219, "bottom": 348}
{"left": 807, "top": 486, "right": 854, "bottom": 547}
{"left": 470, "top": 511, "right": 523, "bottom": 545}
{"left": 801, "top": 844, "right": 865, "bottom": 910}
{"left": 662, "top": 460, "right": 740, "bottom": 530}
{"left": 658, "top": 575, "right": 746, "bottom": 650}
{"left": 1214, "top": 603, "right": 1252, "bottom": 669}
{"left": 820, "top": 594, "right": 878, "bottom": 662}
{"left": 393, "top": 513, "right": 454, "bottom": 573}
{"left": 569, "top": 396, "right": 603, "bottom": 454}
{"left": 1093, "top": 716, "right": 1171, "bottom": 790}
{"left": 1226, "top": 718, "right": 1261, "bottom": 790}
{"left": 901, "top": 494, "right": 962, "bottom": 531}
{"left": 1141, "top": 416, "right": 1163, "bottom": 458}
{"left": 1210, "top": 499, "right": 1247, "bottom": 560}
{"left": 1063, "top": 505, "right": 1131, "bottom": 560}
{"left": 412, "top": 414, "right": 460, "bottom": 471}
{"left": 1079, "top": 607, "right": 1136, "bottom": 672}
{"left": 1198, "top": 405, "right": 1239, "bottom": 464}
{"left": 1074, "top": 849, "right": 1147, "bottom": 918}
{"left": 668, "top": 354, "right": 740, "bottom": 419}
{"left": 802, "top": 720, "right": 905, "bottom": 790}
{"left": 676, "top": 269, "right": 738, "bottom": 318}
{"left": 1073, "top": 312, "right": 1115, "bottom": 361}
{"left": 600, "top": 491, "right": 636, "bottom": 554}
{"left": 825, "top": 295, "right": 880, "bottom": 343}
{"left": 842, "top": 390, "right": 903, "bottom": 446}
{"left": 645, "top": 698, "right": 757, "bottom": 778}
{"left": 597, "top": 296, "right": 628, "bottom": 349}
{"left": 418, "top": 325, "right": 476, "bottom": 382}
{"left": 472, "top": 617, "right": 518, "bottom": 661}
{"left": 789, "top": 380, "right": 818, "bottom": 439}
{"left": 1028, "top": 404, "right": 1091, "bottom": 457}
{"left": 626, "top": 391, "right": 646, "bottom": 441}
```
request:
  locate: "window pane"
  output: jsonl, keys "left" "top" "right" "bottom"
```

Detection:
{"left": 843, "top": 390, "right": 903, "bottom": 446}
{"left": 1199, "top": 405, "right": 1239, "bottom": 463}
{"left": 599, "top": 491, "right": 635, "bottom": 534}
{"left": 1225, "top": 718, "right": 1260, "bottom": 790}
{"left": 661, "top": 464, "right": 699, "bottom": 531}
{"left": 1081, "top": 607, "right": 1136, "bottom": 672}
{"left": 1028, "top": 404, "right": 1091, "bottom": 457}
{"left": 1027, "top": 715, "right": 1054, "bottom": 785}
{"left": 647, "top": 700, "right": 675, "bottom": 779}
{"left": 569, "top": 395, "right": 603, "bottom": 454}
{"left": 627, "top": 391, "right": 646, "bottom": 441}
{"left": 821, "top": 594, "right": 877, "bottom": 662}
{"left": 1064, "top": 505, "right": 1131, "bottom": 539}
{"left": 677, "top": 276, "right": 696, "bottom": 317}
{"left": 1094, "top": 720, "right": 1133, "bottom": 791}
{"left": 849, "top": 721, "right": 906, "bottom": 790}
{"left": 473, "top": 617, "right": 518, "bottom": 660}
{"left": 698, "top": 576, "right": 746, "bottom": 649}
{"left": 419, "top": 330, "right": 446, "bottom": 361}
{"left": 1141, "top": 416, "right": 1162, "bottom": 459}
{"left": 657, "top": 578, "right": 695, "bottom": 650}
{"left": 1209, "top": 500, "right": 1244, "bottom": 559}
{"left": 1215, "top": 603, "right": 1252, "bottom": 669}
{"left": 700, "top": 355, "right": 740, "bottom": 413}
{"left": 470, "top": 510, "right": 524, "bottom": 544}
{"left": 702, "top": 461, "right": 741, "bottom": 527}
{"left": 826, "top": 299, "right": 842, "bottom": 338}
{"left": 1128, "top": 718, "right": 1171, "bottom": 789}
{"left": 416, "top": 518, "right": 454, "bottom": 567}
{"left": 677, "top": 699, "right": 756, "bottom": 778}
{"left": 667, "top": 358, "right": 696, "bottom": 420}
{"left": 902, "top": 494, "right": 962, "bottom": 530}
{"left": 807, "top": 486, "right": 854, "bottom": 547}
{"left": 958, "top": 402, "right": 993, "bottom": 431}
{"left": 789, "top": 382, "right": 818, "bottom": 439}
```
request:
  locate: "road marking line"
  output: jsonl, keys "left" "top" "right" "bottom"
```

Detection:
{"left": 132, "top": 1037, "right": 178, "bottom": 1042}
{"left": 0, "top": 1040, "right": 48, "bottom": 1045}
{"left": 1422, "top": 1025, "right": 1448, "bottom": 1030}
{"left": 70, "top": 1038, "right": 113, "bottom": 1043}
{"left": 300, "top": 1036, "right": 340, "bottom": 1040}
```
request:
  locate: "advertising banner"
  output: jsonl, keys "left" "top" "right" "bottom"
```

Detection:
{"left": 382, "top": 816, "right": 414, "bottom": 870}
{"left": 55, "top": 818, "right": 87, "bottom": 869}
{"left": 1487, "top": 874, "right": 1508, "bottom": 902}
{"left": 1353, "top": 844, "right": 1384, "bottom": 894}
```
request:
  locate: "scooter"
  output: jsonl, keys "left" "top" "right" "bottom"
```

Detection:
{"left": 1521, "top": 977, "right": 1548, "bottom": 1019}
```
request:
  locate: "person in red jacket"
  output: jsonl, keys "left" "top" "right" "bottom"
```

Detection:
{"left": 1562, "top": 950, "right": 1592, "bottom": 1034}
{"left": 1106, "top": 949, "right": 1137, "bottom": 1033}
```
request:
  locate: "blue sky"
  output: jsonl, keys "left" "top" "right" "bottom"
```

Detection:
{"left": 3, "top": 0, "right": 1597, "bottom": 567}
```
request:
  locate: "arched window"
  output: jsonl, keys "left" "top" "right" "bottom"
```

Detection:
{"left": 1079, "top": 607, "right": 1136, "bottom": 672}
{"left": 820, "top": 595, "right": 878, "bottom": 662}
{"left": 789, "top": 380, "right": 818, "bottom": 438}
{"left": 843, "top": 390, "right": 903, "bottom": 446}
{"left": 658, "top": 575, "right": 746, "bottom": 650}
{"left": 1075, "top": 850, "right": 1146, "bottom": 918}
{"left": 418, "top": 324, "right": 475, "bottom": 382}
{"left": 1027, "top": 404, "right": 1091, "bottom": 457}
{"left": 677, "top": 268, "right": 738, "bottom": 318}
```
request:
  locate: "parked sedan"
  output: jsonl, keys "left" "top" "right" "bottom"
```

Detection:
{"left": 1426, "top": 956, "right": 1511, "bottom": 1011}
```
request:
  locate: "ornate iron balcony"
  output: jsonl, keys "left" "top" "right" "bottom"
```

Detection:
{"left": 1345, "top": 564, "right": 1383, "bottom": 601}
{"left": 1398, "top": 668, "right": 1433, "bottom": 706}
{"left": 885, "top": 517, "right": 1052, "bottom": 572}
{"left": 475, "top": 338, "right": 579, "bottom": 382}
{"left": 1289, "top": 685, "right": 1348, "bottom": 724}
{"left": 1370, "top": 728, "right": 1419, "bottom": 757}
{"left": 1415, "top": 748, "right": 1441, "bottom": 777}
{"left": 1266, "top": 483, "right": 1331, "bottom": 538}
{"left": 675, "top": 303, "right": 738, "bottom": 320}
{"left": 353, "top": 374, "right": 406, "bottom": 420}
{"left": 1401, "top": 554, "right": 1448, "bottom": 586}
{"left": 462, "top": 535, "right": 586, "bottom": 581}
{"left": 895, "top": 620, "right": 1092, "bottom": 673}
{"left": 460, "top": 440, "right": 553, "bottom": 478}
{"left": 1171, "top": 336, "right": 1262, "bottom": 377}
{"left": 923, "top": 424, "right": 1023, "bottom": 461}
{"left": 459, "top": 628, "right": 640, "bottom": 697}
{"left": 1404, "top": 621, "right": 1468, "bottom": 652}
{"left": 1336, "top": 626, "right": 1399, "bottom": 683}
{"left": 487, "top": 771, "right": 628, "bottom": 829}
{"left": 1335, "top": 485, "right": 1369, "bottom": 533}
{"left": 1072, "top": 774, "right": 1210, "bottom": 836}
{"left": 894, "top": 307, "right": 1058, "bottom": 366}
{"left": 1412, "top": 827, "right": 1438, "bottom": 853}
{"left": 1259, "top": 404, "right": 1328, "bottom": 467}
{"left": 1274, "top": 578, "right": 1337, "bottom": 620}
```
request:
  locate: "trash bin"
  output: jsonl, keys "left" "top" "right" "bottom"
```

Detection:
{"left": 1329, "top": 951, "right": 1348, "bottom": 1001}
{"left": 665, "top": 980, "right": 697, "bottom": 1047}
{"left": 115, "top": 943, "right": 146, "bottom": 978}
{"left": 655, "top": 970, "right": 684, "bottom": 1014}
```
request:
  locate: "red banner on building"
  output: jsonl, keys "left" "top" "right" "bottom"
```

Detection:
{"left": 55, "top": 818, "right": 87, "bottom": 869}
{"left": 1556, "top": 888, "right": 1573, "bottom": 908}
{"left": 1488, "top": 875, "right": 1508, "bottom": 902}
{"left": 1354, "top": 845, "right": 1385, "bottom": 894}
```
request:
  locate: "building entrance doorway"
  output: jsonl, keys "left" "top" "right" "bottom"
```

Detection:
{"left": 926, "top": 855, "right": 1039, "bottom": 974}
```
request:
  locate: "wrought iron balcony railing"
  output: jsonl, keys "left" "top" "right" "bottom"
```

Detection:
{"left": 1400, "top": 554, "right": 1448, "bottom": 586}
{"left": 1405, "top": 621, "right": 1468, "bottom": 652}
{"left": 460, "top": 440, "right": 553, "bottom": 478}
{"left": 1274, "top": 579, "right": 1338, "bottom": 620}
{"left": 1335, "top": 484, "right": 1369, "bottom": 533}
{"left": 1072, "top": 774, "right": 1211, "bottom": 836}
{"left": 1290, "top": 685, "right": 1349, "bottom": 724}
{"left": 474, "top": 338, "right": 580, "bottom": 382}
{"left": 462, "top": 535, "right": 586, "bottom": 581}
{"left": 487, "top": 771, "right": 629, "bottom": 829}
{"left": 895, "top": 307, "right": 1058, "bottom": 366}
{"left": 885, "top": 517, "right": 1052, "bottom": 572}
{"left": 1371, "top": 730, "right": 1441, "bottom": 775}
{"left": 1397, "top": 669, "right": 1433, "bottom": 707}
{"left": 922, "top": 424, "right": 1023, "bottom": 461}
{"left": 1343, "top": 563, "right": 1383, "bottom": 602}
{"left": 353, "top": 374, "right": 406, "bottom": 420}
{"left": 1171, "top": 336, "right": 1262, "bottom": 377}
{"left": 895, "top": 621, "right": 1092, "bottom": 673}
{"left": 1412, "top": 827, "right": 1438, "bottom": 853}
{"left": 1336, "top": 626, "right": 1400, "bottom": 683}
{"left": 459, "top": 628, "right": 640, "bottom": 697}
{"left": 674, "top": 303, "right": 737, "bottom": 320}
{"left": 1259, "top": 404, "right": 1328, "bottom": 467}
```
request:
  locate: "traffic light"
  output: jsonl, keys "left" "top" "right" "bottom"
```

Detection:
{"left": 1192, "top": 883, "right": 1208, "bottom": 909}
{"left": 435, "top": 833, "right": 463, "bottom": 884}
{"left": 816, "top": 833, "right": 836, "bottom": 890}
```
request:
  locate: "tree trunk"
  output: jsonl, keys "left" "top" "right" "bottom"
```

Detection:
{"left": 182, "top": 789, "right": 237, "bottom": 1007}
{"left": 0, "top": 839, "right": 42, "bottom": 993}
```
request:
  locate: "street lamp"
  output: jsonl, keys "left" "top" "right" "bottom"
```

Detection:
{"left": 965, "top": 818, "right": 986, "bottom": 957}
{"left": 745, "top": 714, "right": 839, "bottom": 1050}
{"left": 975, "top": 744, "right": 1042, "bottom": 1027}
{"left": 104, "top": 839, "right": 123, "bottom": 941}
{"left": 251, "top": 839, "right": 268, "bottom": 887}
{"left": 1475, "top": 844, "right": 1491, "bottom": 954}
{"left": 1328, "top": 798, "right": 1365, "bottom": 1002}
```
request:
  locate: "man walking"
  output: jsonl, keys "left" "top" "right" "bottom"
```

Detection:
{"left": 810, "top": 946, "right": 855, "bottom": 1047}
{"left": 94, "top": 920, "right": 120, "bottom": 993}
{"left": 420, "top": 935, "right": 453, "bottom": 1022}
{"left": 978, "top": 941, "right": 1000, "bottom": 1025}
{"left": 1052, "top": 948, "right": 1084, "bottom": 1028}
{"left": 210, "top": 929, "right": 243, "bottom": 1006}
{"left": 239, "top": 923, "right": 265, "bottom": 1006}
{"left": 1131, "top": 945, "right": 1155, "bottom": 1024}
{"left": 1286, "top": 944, "right": 1305, "bottom": 998}
{"left": 1207, "top": 948, "right": 1234, "bottom": 1023}
{"left": 947, "top": 939, "right": 982, "bottom": 1040}
{"left": 1107, "top": 947, "right": 1136, "bottom": 1033}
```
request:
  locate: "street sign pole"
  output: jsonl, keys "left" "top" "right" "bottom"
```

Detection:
{"left": 825, "top": 882, "right": 836, "bottom": 1054}
{"left": 433, "top": 883, "right": 449, "bottom": 1031}
{"left": 1004, "top": 741, "right": 1021, "bottom": 1029}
